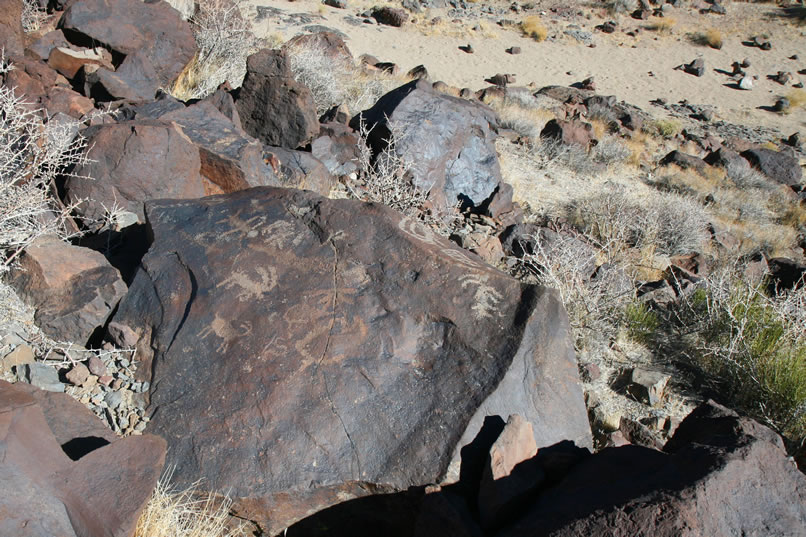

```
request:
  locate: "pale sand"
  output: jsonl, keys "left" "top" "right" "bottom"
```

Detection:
{"left": 252, "top": 0, "right": 806, "bottom": 136}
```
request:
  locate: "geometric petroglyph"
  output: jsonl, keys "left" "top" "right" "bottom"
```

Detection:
{"left": 440, "top": 246, "right": 484, "bottom": 271}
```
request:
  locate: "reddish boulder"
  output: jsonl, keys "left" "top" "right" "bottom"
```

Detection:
{"left": 6, "top": 236, "right": 127, "bottom": 345}
{"left": 64, "top": 119, "right": 206, "bottom": 227}
{"left": 42, "top": 85, "right": 95, "bottom": 118}
{"left": 28, "top": 30, "right": 71, "bottom": 62}
{"left": 47, "top": 46, "right": 114, "bottom": 79}
{"left": 236, "top": 48, "right": 320, "bottom": 149}
{"left": 351, "top": 79, "right": 503, "bottom": 211}
{"left": 82, "top": 51, "right": 161, "bottom": 101}
{"left": 0, "top": 380, "right": 165, "bottom": 537}
{"left": 0, "top": 0, "right": 24, "bottom": 58}
{"left": 59, "top": 0, "right": 195, "bottom": 86}
{"left": 108, "top": 187, "right": 592, "bottom": 535}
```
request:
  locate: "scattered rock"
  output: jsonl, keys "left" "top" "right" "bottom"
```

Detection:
{"left": 751, "top": 35, "right": 771, "bottom": 50}
{"left": 0, "top": 0, "right": 24, "bottom": 58}
{"left": 109, "top": 187, "right": 591, "bottom": 534}
{"left": 774, "top": 96, "right": 790, "bottom": 112}
{"left": 87, "top": 355, "right": 107, "bottom": 377}
{"left": 323, "top": 0, "right": 346, "bottom": 7}
{"left": 770, "top": 71, "right": 793, "bottom": 85}
{"left": 739, "top": 75, "right": 753, "bottom": 90}
{"left": 459, "top": 44, "right": 474, "bottom": 54}
{"left": 236, "top": 49, "right": 320, "bottom": 149}
{"left": 65, "top": 362, "right": 90, "bottom": 386}
{"left": 47, "top": 46, "right": 113, "bottom": 79}
{"left": 6, "top": 236, "right": 127, "bottom": 345}
{"left": 595, "top": 21, "right": 617, "bottom": 33}
{"left": 660, "top": 150, "right": 708, "bottom": 173}
{"left": 407, "top": 64, "right": 429, "bottom": 80}
{"left": 683, "top": 58, "right": 706, "bottom": 77}
{"left": 1, "top": 344, "right": 35, "bottom": 374}
{"left": 506, "top": 46, "right": 521, "bottom": 54}
{"left": 485, "top": 73, "right": 516, "bottom": 87}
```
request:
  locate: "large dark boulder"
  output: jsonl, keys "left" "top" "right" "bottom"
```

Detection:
{"left": 351, "top": 79, "right": 503, "bottom": 211}
{"left": 6, "top": 236, "right": 127, "bottom": 345}
{"left": 235, "top": 48, "right": 320, "bottom": 149}
{"left": 741, "top": 148, "right": 803, "bottom": 187}
{"left": 499, "top": 400, "right": 806, "bottom": 537}
{"left": 64, "top": 119, "right": 206, "bottom": 228}
{"left": 108, "top": 187, "right": 592, "bottom": 534}
{"left": 59, "top": 0, "right": 195, "bottom": 87}
{"left": 0, "top": 380, "right": 165, "bottom": 537}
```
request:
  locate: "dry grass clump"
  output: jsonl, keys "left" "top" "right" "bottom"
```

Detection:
{"left": 135, "top": 478, "right": 249, "bottom": 537}
{"left": 521, "top": 16, "right": 548, "bottom": 42}
{"left": 21, "top": 0, "right": 47, "bottom": 33}
{"left": 647, "top": 18, "right": 676, "bottom": 34}
{"left": 285, "top": 40, "right": 400, "bottom": 115}
{"left": 785, "top": 88, "right": 806, "bottom": 110}
{"left": 170, "top": 0, "right": 262, "bottom": 100}
{"left": 648, "top": 118, "right": 681, "bottom": 139}
{"left": 704, "top": 28, "right": 723, "bottom": 49}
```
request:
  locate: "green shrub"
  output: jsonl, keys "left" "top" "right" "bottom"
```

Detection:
{"left": 624, "top": 301, "right": 659, "bottom": 345}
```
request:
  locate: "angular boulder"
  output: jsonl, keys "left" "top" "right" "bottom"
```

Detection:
{"left": 0, "top": 380, "right": 165, "bottom": 537}
{"left": 236, "top": 48, "right": 320, "bottom": 149}
{"left": 82, "top": 51, "right": 161, "bottom": 102}
{"left": 351, "top": 79, "right": 503, "bottom": 211}
{"left": 500, "top": 400, "right": 806, "bottom": 537}
{"left": 540, "top": 119, "right": 595, "bottom": 149}
{"left": 160, "top": 101, "right": 279, "bottom": 193}
{"left": 263, "top": 145, "right": 335, "bottom": 196}
{"left": 64, "top": 119, "right": 206, "bottom": 228}
{"left": 108, "top": 187, "right": 591, "bottom": 534}
{"left": 59, "top": 0, "right": 195, "bottom": 87}
{"left": 6, "top": 236, "right": 127, "bottom": 345}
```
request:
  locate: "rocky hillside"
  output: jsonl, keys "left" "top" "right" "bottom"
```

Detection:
{"left": 0, "top": 0, "right": 805, "bottom": 535}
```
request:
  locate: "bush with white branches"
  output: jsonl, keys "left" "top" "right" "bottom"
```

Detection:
{"left": 0, "top": 57, "right": 89, "bottom": 273}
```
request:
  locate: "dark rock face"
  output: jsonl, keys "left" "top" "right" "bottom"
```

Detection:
{"left": 6, "top": 236, "right": 127, "bottom": 345}
{"left": 65, "top": 119, "right": 206, "bottom": 227}
{"left": 312, "top": 122, "right": 361, "bottom": 178}
{"left": 499, "top": 401, "right": 806, "bottom": 537}
{"left": 108, "top": 187, "right": 591, "bottom": 534}
{"left": 236, "top": 48, "right": 320, "bottom": 149}
{"left": 59, "top": 0, "right": 195, "bottom": 87}
{"left": 84, "top": 51, "right": 161, "bottom": 101}
{"left": 740, "top": 148, "right": 803, "bottom": 186}
{"left": 351, "top": 79, "right": 503, "bottom": 211}
{"left": 0, "top": 380, "right": 165, "bottom": 537}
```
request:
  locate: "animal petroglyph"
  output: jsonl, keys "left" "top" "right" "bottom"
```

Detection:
{"left": 216, "top": 266, "right": 278, "bottom": 302}
{"left": 398, "top": 217, "right": 440, "bottom": 246}
{"left": 460, "top": 274, "right": 503, "bottom": 320}
{"left": 198, "top": 313, "right": 253, "bottom": 353}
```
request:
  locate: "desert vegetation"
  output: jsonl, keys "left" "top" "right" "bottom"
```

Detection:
{"left": 1, "top": 0, "right": 805, "bottom": 534}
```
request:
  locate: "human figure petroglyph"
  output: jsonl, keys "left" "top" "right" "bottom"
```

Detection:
{"left": 459, "top": 273, "right": 503, "bottom": 320}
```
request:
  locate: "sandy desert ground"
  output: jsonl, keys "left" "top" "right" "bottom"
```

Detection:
{"left": 252, "top": 0, "right": 806, "bottom": 135}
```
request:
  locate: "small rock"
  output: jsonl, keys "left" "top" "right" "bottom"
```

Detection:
{"left": 739, "top": 76, "right": 753, "bottom": 90}
{"left": 785, "top": 132, "right": 801, "bottom": 149}
{"left": 774, "top": 97, "right": 790, "bottom": 112}
{"left": 618, "top": 417, "right": 664, "bottom": 450}
{"left": 105, "top": 390, "right": 123, "bottom": 410}
{"left": 580, "top": 362, "right": 601, "bottom": 382}
{"left": 99, "top": 374, "right": 114, "bottom": 386}
{"left": 752, "top": 36, "right": 771, "bottom": 50}
{"left": 323, "top": 0, "right": 346, "bottom": 7}
{"left": 771, "top": 71, "right": 793, "bottom": 85}
{"left": 626, "top": 368, "right": 670, "bottom": 406}
{"left": 371, "top": 6, "right": 409, "bottom": 27}
{"left": 1, "top": 344, "right": 35, "bottom": 372}
{"left": 683, "top": 58, "right": 705, "bottom": 77}
{"left": 459, "top": 44, "right": 474, "bottom": 54}
{"left": 111, "top": 378, "right": 124, "bottom": 390}
{"left": 87, "top": 355, "right": 107, "bottom": 377}
{"left": 65, "top": 362, "right": 90, "bottom": 386}
{"left": 407, "top": 64, "right": 429, "bottom": 80}
{"left": 596, "top": 21, "right": 617, "bottom": 33}
{"left": 18, "top": 363, "right": 65, "bottom": 393}
{"left": 741, "top": 58, "right": 751, "bottom": 68}
{"left": 580, "top": 77, "right": 596, "bottom": 91}
{"left": 506, "top": 46, "right": 521, "bottom": 54}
